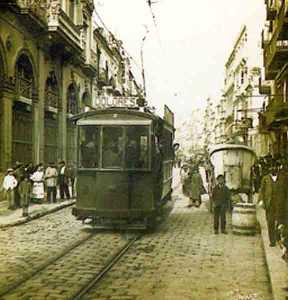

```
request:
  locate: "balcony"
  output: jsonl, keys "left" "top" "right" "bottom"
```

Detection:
{"left": 7, "top": 0, "right": 48, "bottom": 34}
{"left": 82, "top": 49, "right": 97, "bottom": 76}
{"left": 260, "top": 98, "right": 288, "bottom": 130}
{"left": 47, "top": 7, "right": 82, "bottom": 56}
{"left": 263, "top": 0, "right": 288, "bottom": 79}
{"left": 266, "top": 4, "right": 277, "bottom": 21}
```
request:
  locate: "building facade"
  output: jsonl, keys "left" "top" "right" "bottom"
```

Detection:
{"left": 0, "top": 0, "right": 141, "bottom": 174}
{"left": 218, "top": 25, "right": 268, "bottom": 156}
{"left": 260, "top": 0, "right": 288, "bottom": 157}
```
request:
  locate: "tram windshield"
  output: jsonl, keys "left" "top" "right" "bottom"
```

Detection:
{"left": 78, "top": 125, "right": 150, "bottom": 170}
{"left": 102, "top": 127, "right": 123, "bottom": 168}
{"left": 79, "top": 126, "right": 100, "bottom": 168}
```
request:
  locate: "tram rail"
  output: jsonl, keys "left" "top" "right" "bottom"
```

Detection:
{"left": 0, "top": 232, "right": 142, "bottom": 300}
{"left": 71, "top": 234, "right": 142, "bottom": 300}
{"left": 0, "top": 232, "right": 94, "bottom": 298}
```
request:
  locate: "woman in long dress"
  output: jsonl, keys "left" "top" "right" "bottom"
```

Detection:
{"left": 30, "top": 165, "right": 45, "bottom": 203}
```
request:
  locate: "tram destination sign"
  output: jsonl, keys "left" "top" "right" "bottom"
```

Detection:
{"left": 94, "top": 96, "right": 138, "bottom": 109}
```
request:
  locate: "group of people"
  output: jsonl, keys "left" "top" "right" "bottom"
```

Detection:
{"left": 2, "top": 160, "right": 74, "bottom": 217}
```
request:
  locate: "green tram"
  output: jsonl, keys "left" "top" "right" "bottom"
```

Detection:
{"left": 71, "top": 107, "right": 178, "bottom": 229}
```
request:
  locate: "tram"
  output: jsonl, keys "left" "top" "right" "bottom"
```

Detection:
{"left": 71, "top": 105, "right": 178, "bottom": 229}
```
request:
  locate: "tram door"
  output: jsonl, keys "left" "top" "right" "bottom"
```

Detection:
{"left": 12, "top": 102, "right": 33, "bottom": 164}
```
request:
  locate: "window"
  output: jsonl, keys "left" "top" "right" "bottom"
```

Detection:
{"left": 78, "top": 125, "right": 150, "bottom": 170}
{"left": 125, "top": 126, "right": 149, "bottom": 169}
{"left": 102, "top": 127, "right": 123, "bottom": 168}
{"left": 79, "top": 126, "right": 100, "bottom": 168}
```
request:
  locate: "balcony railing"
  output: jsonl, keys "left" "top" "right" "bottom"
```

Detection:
{"left": 17, "top": 75, "right": 33, "bottom": 99}
{"left": 264, "top": 0, "right": 287, "bottom": 71}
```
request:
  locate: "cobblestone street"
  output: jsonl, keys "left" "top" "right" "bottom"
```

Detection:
{"left": 84, "top": 191, "right": 272, "bottom": 300}
{"left": 0, "top": 207, "right": 90, "bottom": 292}
{"left": 0, "top": 185, "right": 272, "bottom": 300}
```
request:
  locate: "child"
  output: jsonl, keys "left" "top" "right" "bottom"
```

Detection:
{"left": 2, "top": 168, "right": 18, "bottom": 210}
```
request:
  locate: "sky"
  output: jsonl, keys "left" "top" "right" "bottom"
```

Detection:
{"left": 95, "top": 0, "right": 265, "bottom": 125}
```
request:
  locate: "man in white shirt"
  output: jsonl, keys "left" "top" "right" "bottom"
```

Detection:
{"left": 3, "top": 168, "right": 18, "bottom": 209}
{"left": 45, "top": 162, "right": 58, "bottom": 203}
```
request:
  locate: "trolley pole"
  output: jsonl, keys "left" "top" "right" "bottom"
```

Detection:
{"left": 141, "top": 28, "right": 149, "bottom": 98}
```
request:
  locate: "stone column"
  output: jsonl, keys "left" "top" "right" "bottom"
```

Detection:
{"left": 0, "top": 77, "right": 15, "bottom": 171}
{"left": 58, "top": 64, "right": 67, "bottom": 161}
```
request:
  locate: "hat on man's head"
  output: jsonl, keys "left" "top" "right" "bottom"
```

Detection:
{"left": 7, "top": 168, "right": 14, "bottom": 172}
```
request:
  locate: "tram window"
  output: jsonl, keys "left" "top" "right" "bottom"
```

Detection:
{"left": 102, "top": 127, "right": 123, "bottom": 168}
{"left": 126, "top": 126, "right": 149, "bottom": 169}
{"left": 79, "top": 126, "right": 100, "bottom": 168}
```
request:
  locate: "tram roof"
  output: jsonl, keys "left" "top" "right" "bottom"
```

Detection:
{"left": 70, "top": 107, "right": 175, "bottom": 130}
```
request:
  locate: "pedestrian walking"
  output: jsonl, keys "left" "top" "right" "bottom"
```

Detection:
{"left": 211, "top": 174, "right": 231, "bottom": 234}
{"left": 58, "top": 160, "right": 70, "bottom": 200}
{"left": 2, "top": 168, "right": 18, "bottom": 210}
{"left": 30, "top": 165, "right": 45, "bottom": 203}
{"left": 45, "top": 162, "right": 58, "bottom": 203}
{"left": 18, "top": 174, "right": 32, "bottom": 217}
{"left": 180, "top": 164, "right": 190, "bottom": 197}
{"left": 258, "top": 164, "right": 280, "bottom": 247}
{"left": 188, "top": 166, "right": 205, "bottom": 208}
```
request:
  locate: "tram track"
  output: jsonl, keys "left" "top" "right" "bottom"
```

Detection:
{"left": 0, "top": 231, "right": 142, "bottom": 300}
{"left": 0, "top": 232, "right": 94, "bottom": 298}
{"left": 71, "top": 233, "right": 142, "bottom": 300}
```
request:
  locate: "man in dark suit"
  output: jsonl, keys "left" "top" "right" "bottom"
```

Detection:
{"left": 212, "top": 174, "right": 231, "bottom": 234}
{"left": 259, "top": 164, "right": 281, "bottom": 247}
{"left": 58, "top": 160, "right": 70, "bottom": 200}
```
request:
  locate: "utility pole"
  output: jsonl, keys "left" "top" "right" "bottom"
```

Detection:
{"left": 141, "top": 27, "right": 149, "bottom": 98}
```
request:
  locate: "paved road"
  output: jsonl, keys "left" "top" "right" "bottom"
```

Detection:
{"left": 84, "top": 191, "right": 272, "bottom": 300}
{"left": 0, "top": 207, "right": 90, "bottom": 292}
{"left": 0, "top": 178, "right": 272, "bottom": 300}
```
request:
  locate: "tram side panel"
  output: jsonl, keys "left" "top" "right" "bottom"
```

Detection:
{"left": 75, "top": 171, "right": 155, "bottom": 219}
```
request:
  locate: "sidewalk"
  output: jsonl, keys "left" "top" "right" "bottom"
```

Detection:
{"left": 0, "top": 198, "right": 75, "bottom": 229}
{"left": 257, "top": 206, "right": 288, "bottom": 300}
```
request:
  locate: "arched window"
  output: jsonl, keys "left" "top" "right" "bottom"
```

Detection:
{"left": 16, "top": 54, "right": 34, "bottom": 99}
{"left": 67, "top": 83, "right": 78, "bottom": 115}
{"left": 45, "top": 71, "right": 59, "bottom": 109}
{"left": 82, "top": 91, "right": 90, "bottom": 107}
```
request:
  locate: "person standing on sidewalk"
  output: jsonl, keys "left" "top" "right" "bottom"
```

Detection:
{"left": 2, "top": 168, "right": 18, "bottom": 210}
{"left": 18, "top": 173, "right": 32, "bottom": 217}
{"left": 45, "top": 162, "right": 58, "bottom": 203}
{"left": 211, "top": 174, "right": 231, "bottom": 234}
{"left": 30, "top": 165, "right": 45, "bottom": 204}
{"left": 258, "top": 164, "right": 279, "bottom": 247}
{"left": 58, "top": 161, "right": 70, "bottom": 200}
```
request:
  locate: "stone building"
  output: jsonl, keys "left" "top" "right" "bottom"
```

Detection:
{"left": 260, "top": 0, "right": 288, "bottom": 157}
{"left": 0, "top": 0, "right": 141, "bottom": 174}
{"left": 203, "top": 97, "right": 216, "bottom": 150}
{"left": 219, "top": 25, "right": 268, "bottom": 156}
